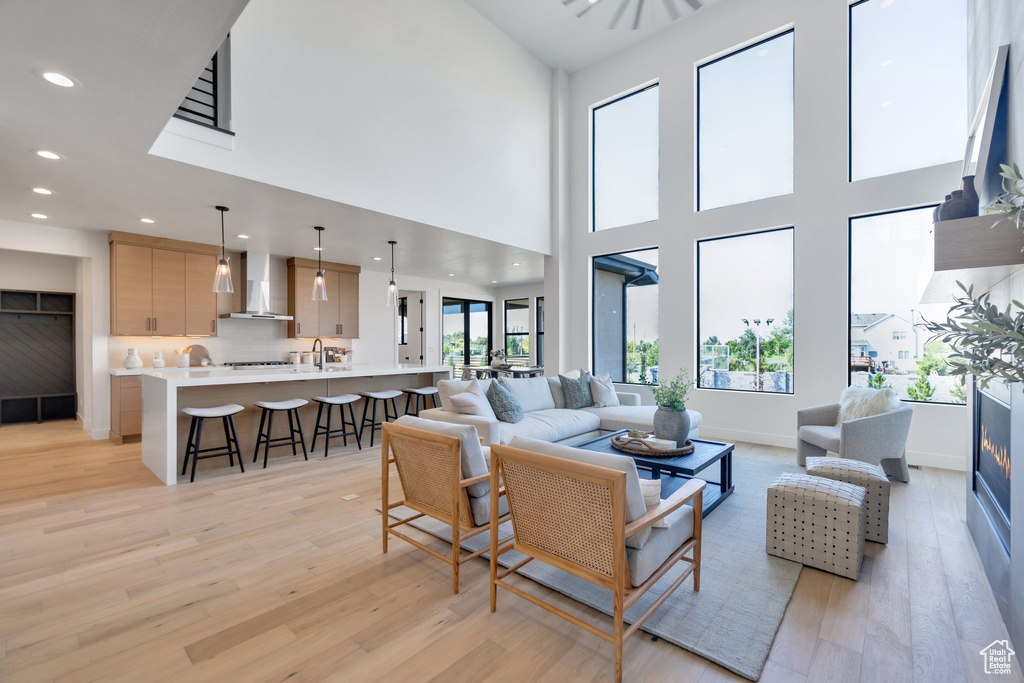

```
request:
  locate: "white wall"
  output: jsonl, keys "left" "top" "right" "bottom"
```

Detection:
{"left": 150, "top": 0, "right": 553, "bottom": 254}
{"left": 0, "top": 251, "right": 78, "bottom": 293}
{"left": 562, "top": 0, "right": 968, "bottom": 469}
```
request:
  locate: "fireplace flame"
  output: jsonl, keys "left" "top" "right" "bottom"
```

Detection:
{"left": 981, "top": 424, "right": 1011, "bottom": 480}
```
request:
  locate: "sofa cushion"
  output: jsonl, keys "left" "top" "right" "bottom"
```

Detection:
{"left": 487, "top": 381, "right": 524, "bottom": 423}
{"left": 500, "top": 377, "right": 555, "bottom": 413}
{"left": 548, "top": 377, "right": 566, "bottom": 409}
{"left": 498, "top": 409, "right": 601, "bottom": 445}
{"left": 560, "top": 372, "right": 595, "bottom": 409}
{"left": 466, "top": 446, "right": 509, "bottom": 526}
{"left": 437, "top": 378, "right": 493, "bottom": 411}
{"left": 627, "top": 504, "right": 694, "bottom": 587}
{"left": 590, "top": 372, "right": 620, "bottom": 408}
{"left": 508, "top": 436, "right": 651, "bottom": 550}
{"left": 448, "top": 379, "right": 496, "bottom": 420}
{"left": 394, "top": 416, "right": 490, "bottom": 498}
{"left": 799, "top": 425, "right": 841, "bottom": 453}
{"left": 581, "top": 406, "right": 703, "bottom": 435}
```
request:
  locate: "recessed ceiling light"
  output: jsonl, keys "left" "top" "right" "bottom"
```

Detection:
{"left": 757, "top": 49, "right": 768, "bottom": 57}
{"left": 492, "top": 280, "right": 498, "bottom": 284}
{"left": 236, "top": 234, "right": 250, "bottom": 239}
{"left": 313, "top": 246, "right": 323, "bottom": 251}
{"left": 36, "top": 150, "right": 61, "bottom": 160}
{"left": 140, "top": 218, "right": 155, "bottom": 224}
{"left": 32, "top": 187, "right": 53, "bottom": 195}
{"left": 881, "top": 101, "right": 892, "bottom": 108}
{"left": 372, "top": 256, "right": 382, "bottom": 261}
{"left": 880, "top": 59, "right": 893, "bottom": 67}
{"left": 512, "top": 262, "right": 521, "bottom": 267}
{"left": 42, "top": 71, "right": 75, "bottom": 88}
{"left": 880, "top": 0, "right": 895, "bottom": 7}
{"left": 448, "top": 273, "right": 456, "bottom": 277}
{"left": 31, "top": 213, "right": 47, "bottom": 219}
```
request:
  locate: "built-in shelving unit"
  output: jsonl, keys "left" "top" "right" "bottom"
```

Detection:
{"left": 920, "top": 215, "right": 1024, "bottom": 303}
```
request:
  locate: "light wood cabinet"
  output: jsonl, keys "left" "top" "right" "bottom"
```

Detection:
{"left": 109, "top": 375, "right": 141, "bottom": 444}
{"left": 109, "top": 233, "right": 221, "bottom": 337}
{"left": 286, "top": 258, "right": 360, "bottom": 339}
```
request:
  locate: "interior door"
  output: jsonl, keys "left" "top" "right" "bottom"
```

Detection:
{"left": 397, "top": 291, "right": 424, "bottom": 364}
{"left": 113, "top": 243, "right": 153, "bottom": 335}
{"left": 185, "top": 252, "right": 218, "bottom": 336}
{"left": 151, "top": 248, "right": 186, "bottom": 336}
{"left": 318, "top": 269, "right": 341, "bottom": 337}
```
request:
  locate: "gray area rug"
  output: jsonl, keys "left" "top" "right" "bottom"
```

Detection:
{"left": 386, "top": 456, "right": 803, "bottom": 680}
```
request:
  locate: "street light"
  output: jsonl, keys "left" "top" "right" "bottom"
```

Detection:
{"left": 743, "top": 317, "right": 776, "bottom": 390}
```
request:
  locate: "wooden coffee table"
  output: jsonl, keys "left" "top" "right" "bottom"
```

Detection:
{"left": 574, "top": 430, "right": 735, "bottom": 518}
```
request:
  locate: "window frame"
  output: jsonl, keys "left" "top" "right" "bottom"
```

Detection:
{"left": 591, "top": 247, "right": 659, "bottom": 385}
{"left": 695, "top": 225, "right": 796, "bottom": 395}
{"left": 442, "top": 297, "right": 493, "bottom": 369}
{"left": 696, "top": 28, "right": 795, "bottom": 212}
{"left": 397, "top": 296, "right": 408, "bottom": 346}
{"left": 536, "top": 296, "right": 545, "bottom": 367}
{"left": 503, "top": 298, "right": 530, "bottom": 365}
{"left": 590, "top": 82, "right": 660, "bottom": 232}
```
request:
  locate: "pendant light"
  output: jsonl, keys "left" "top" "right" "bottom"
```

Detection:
{"left": 385, "top": 240, "right": 398, "bottom": 307}
{"left": 211, "top": 206, "right": 234, "bottom": 293}
{"left": 311, "top": 226, "right": 328, "bottom": 301}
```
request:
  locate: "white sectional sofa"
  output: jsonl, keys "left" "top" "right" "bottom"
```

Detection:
{"left": 419, "top": 376, "right": 702, "bottom": 447}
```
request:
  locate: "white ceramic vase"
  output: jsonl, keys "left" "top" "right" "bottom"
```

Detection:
{"left": 123, "top": 348, "right": 143, "bottom": 370}
{"left": 152, "top": 352, "right": 165, "bottom": 369}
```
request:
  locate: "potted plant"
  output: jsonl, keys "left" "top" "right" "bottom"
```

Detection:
{"left": 984, "top": 162, "right": 1024, "bottom": 251}
{"left": 489, "top": 349, "right": 506, "bottom": 369}
{"left": 649, "top": 368, "right": 695, "bottom": 445}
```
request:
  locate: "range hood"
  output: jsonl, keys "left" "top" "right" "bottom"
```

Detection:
{"left": 220, "top": 251, "right": 294, "bottom": 320}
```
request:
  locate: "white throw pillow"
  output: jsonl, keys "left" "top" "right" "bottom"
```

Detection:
{"left": 449, "top": 379, "right": 496, "bottom": 420}
{"left": 638, "top": 479, "right": 669, "bottom": 528}
{"left": 590, "top": 372, "right": 620, "bottom": 408}
{"left": 836, "top": 385, "right": 901, "bottom": 425}
{"left": 500, "top": 377, "right": 556, "bottom": 413}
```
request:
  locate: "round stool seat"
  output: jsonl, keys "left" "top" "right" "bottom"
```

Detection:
{"left": 359, "top": 389, "right": 403, "bottom": 400}
{"left": 402, "top": 386, "right": 439, "bottom": 396}
{"left": 255, "top": 398, "right": 308, "bottom": 411}
{"left": 313, "top": 393, "right": 360, "bottom": 406}
{"left": 183, "top": 404, "right": 243, "bottom": 418}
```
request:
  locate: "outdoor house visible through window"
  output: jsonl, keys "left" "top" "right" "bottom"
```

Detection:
{"left": 504, "top": 298, "right": 530, "bottom": 365}
{"left": 697, "top": 228, "right": 794, "bottom": 394}
{"left": 849, "top": 0, "right": 967, "bottom": 181}
{"left": 592, "top": 249, "right": 659, "bottom": 384}
{"left": 849, "top": 207, "right": 965, "bottom": 404}
{"left": 592, "top": 84, "right": 659, "bottom": 231}
{"left": 536, "top": 297, "right": 545, "bottom": 367}
{"left": 698, "top": 30, "right": 793, "bottom": 211}
{"left": 442, "top": 298, "right": 492, "bottom": 372}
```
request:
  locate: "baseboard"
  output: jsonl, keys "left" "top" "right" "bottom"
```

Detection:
{"left": 91, "top": 428, "right": 110, "bottom": 440}
{"left": 907, "top": 449, "right": 966, "bottom": 472}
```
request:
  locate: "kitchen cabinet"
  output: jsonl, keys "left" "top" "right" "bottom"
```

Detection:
{"left": 109, "top": 375, "right": 141, "bottom": 444}
{"left": 286, "top": 258, "right": 360, "bottom": 339}
{"left": 109, "top": 233, "right": 221, "bottom": 337}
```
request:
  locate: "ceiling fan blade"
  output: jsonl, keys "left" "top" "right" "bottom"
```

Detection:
{"left": 609, "top": 0, "right": 631, "bottom": 29}
{"left": 683, "top": 0, "right": 702, "bottom": 10}
{"left": 633, "top": 0, "right": 645, "bottom": 29}
{"left": 662, "top": 0, "right": 680, "bottom": 20}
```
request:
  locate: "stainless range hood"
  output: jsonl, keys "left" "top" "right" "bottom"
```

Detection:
{"left": 220, "top": 251, "right": 294, "bottom": 320}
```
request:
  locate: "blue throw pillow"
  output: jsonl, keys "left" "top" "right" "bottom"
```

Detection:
{"left": 560, "top": 371, "right": 594, "bottom": 409}
{"left": 487, "top": 380, "right": 524, "bottom": 423}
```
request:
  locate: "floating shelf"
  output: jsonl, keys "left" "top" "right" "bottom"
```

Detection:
{"left": 919, "top": 215, "right": 1024, "bottom": 303}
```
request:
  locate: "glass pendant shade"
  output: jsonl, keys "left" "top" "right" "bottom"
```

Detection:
{"left": 212, "top": 257, "right": 234, "bottom": 293}
{"left": 311, "top": 270, "right": 328, "bottom": 301}
{"left": 386, "top": 279, "right": 398, "bottom": 307}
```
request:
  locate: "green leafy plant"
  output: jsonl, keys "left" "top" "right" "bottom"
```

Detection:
{"left": 627, "top": 429, "right": 650, "bottom": 439}
{"left": 950, "top": 377, "right": 968, "bottom": 403}
{"left": 984, "top": 162, "right": 1024, "bottom": 250}
{"left": 921, "top": 281, "right": 1024, "bottom": 387}
{"left": 906, "top": 368, "right": 936, "bottom": 402}
{"left": 649, "top": 368, "right": 694, "bottom": 411}
{"left": 866, "top": 372, "right": 889, "bottom": 389}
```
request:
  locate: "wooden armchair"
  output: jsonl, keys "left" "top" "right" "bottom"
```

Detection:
{"left": 488, "top": 443, "right": 705, "bottom": 683}
{"left": 381, "top": 420, "right": 511, "bottom": 594}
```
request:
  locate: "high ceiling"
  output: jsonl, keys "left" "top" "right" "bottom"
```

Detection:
{"left": 0, "top": 1, "right": 544, "bottom": 287}
{"left": 464, "top": 0, "right": 716, "bottom": 72}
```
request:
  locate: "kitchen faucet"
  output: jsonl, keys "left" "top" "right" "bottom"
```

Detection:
{"left": 311, "top": 338, "right": 323, "bottom": 369}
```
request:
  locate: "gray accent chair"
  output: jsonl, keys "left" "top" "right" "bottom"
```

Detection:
{"left": 796, "top": 402, "right": 913, "bottom": 482}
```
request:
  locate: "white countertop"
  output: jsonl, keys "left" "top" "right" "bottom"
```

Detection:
{"left": 113, "top": 362, "right": 365, "bottom": 376}
{"left": 133, "top": 364, "right": 452, "bottom": 388}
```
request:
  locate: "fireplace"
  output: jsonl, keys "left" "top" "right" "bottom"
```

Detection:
{"left": 974, "top": 384, "right": 1012, "bottom": 553}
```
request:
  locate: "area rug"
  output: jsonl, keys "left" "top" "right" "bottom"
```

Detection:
{"left": 386, "top": 456, "right": 803, "bottom": 680}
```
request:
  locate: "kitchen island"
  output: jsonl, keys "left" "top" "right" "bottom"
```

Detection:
{"left": 140, "top": 364, "right": 451, "bottom": 484}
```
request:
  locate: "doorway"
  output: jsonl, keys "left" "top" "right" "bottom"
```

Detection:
{"left": 442, "top": 297, "right": 492, "bottom": 372}
{"left": 397, "top": 290, "right": 424, "bottom": 365}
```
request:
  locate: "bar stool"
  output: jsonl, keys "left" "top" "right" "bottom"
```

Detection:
{"left": 181, "top": 404, "right": 244, "bottom": 483}
{"left": 311, "top": 394, "right": 362, "bottom": 456}
{"left": 358, "top": 389, "right": 402, "bottom": 447}
{"left": 252, "top": 399, "right": 308, "bottom": 468}
{"left": 401, "top": 386, "right": 439, "bottom": 416}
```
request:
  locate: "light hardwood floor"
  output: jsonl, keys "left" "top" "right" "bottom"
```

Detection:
{"left": 0, "top": 424, "right": 1019, "bottom": 682}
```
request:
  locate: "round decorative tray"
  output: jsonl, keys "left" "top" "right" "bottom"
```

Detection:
{"left": 610, "top": 434, "right": 695, "bottom": 457}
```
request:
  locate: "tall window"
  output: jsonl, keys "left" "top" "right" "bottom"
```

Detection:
{"left": 698, "top": 31, "right": 794, "bottom": 210}
{"left": 442, "top": 298, "right": 491, "bottom": 371}
{"left": 593, "top": 248, "right": 659, "bottom": 384}
{"left": 536, "top": 296, "right": 545, "bottom": 367}
{"left": 504, "top": 298, "right": 530, "bottom": 365}
{"left": 850, "top": 0, "right": 967, "bottom": 181}
{"left": 698, "top": 228, "right": 794, "bottom": 393}
{"left": 849, "top": 207, "right": 965, "bottom": 404}
{"left": 592, "top": 84, "right": 659, "bottom": 231}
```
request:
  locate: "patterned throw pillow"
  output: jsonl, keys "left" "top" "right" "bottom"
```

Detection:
{"left": 487, "top": 380, "right": 524, "bottom": 423}
{"left": 559, "top": 371, "right": 594, "bottom": 410}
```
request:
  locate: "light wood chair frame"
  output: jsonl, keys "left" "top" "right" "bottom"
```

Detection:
{"left": 488, "top": 444, "right": 705, "bottom": 683}
{"left": 381, "top": 422, "right": 511, "bottom": 594}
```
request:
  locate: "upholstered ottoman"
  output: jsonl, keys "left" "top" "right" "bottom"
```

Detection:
{"left": 767, "top": 473, "right": 867, "bottom": 580}
{"left": 806, "top": 457, "right": 890, "bottom": 544}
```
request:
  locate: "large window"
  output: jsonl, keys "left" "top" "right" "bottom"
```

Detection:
{"left": 536, "top": 296, "right": 545, "bottom": 367}
{"left": 592, "top": 84, "right": 659, "bottom": 231}
{"left": 698, "top": 228, "right": 794, "bottom": 393}
{"left": 593, "top": 249, "right": 659, "bottom": 384}
{"left": 849, "top": 207, "right": 965, "bottom": 404}
{"left": 442, "top": 298, "right": 491, "bottom": 372}
{"left": 850, "top": 0, "right": 967, "bottom": 181}
{"left": 698, "top": 31, "right": 794, "bottom": 211}
{"left": 397, "top": 296, "right": 408, "bottom": 346}
{"left": 504, "top": 298, "right": 530, "bottom": 365}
